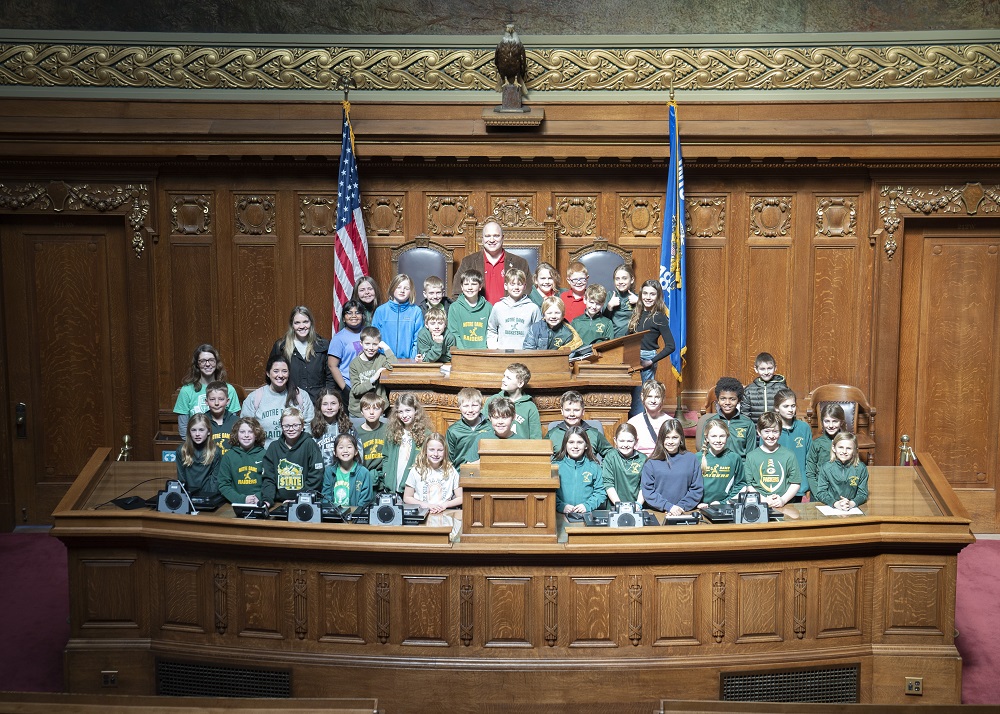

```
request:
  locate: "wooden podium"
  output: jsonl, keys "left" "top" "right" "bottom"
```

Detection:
{"left": 382, "top": 332, "right": 646, "bottom": 435}
{"left": 459, "top": 439, "right": 558, "bottom": 542}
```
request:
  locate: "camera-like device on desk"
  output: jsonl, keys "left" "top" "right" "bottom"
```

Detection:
{"left": 370, "top": 493, "right": 404, "bottom": 526}
{"left": 609, "top": 501, "right": 645, "bottom": 528}
{"left": 157, "top": 480, "right": 193, "bottom": 514}
{"left": 733, "top": 490, "right": 769, "bottom": 524}
{"left": 289, "top": 491, "right": 322, "bottom": 523}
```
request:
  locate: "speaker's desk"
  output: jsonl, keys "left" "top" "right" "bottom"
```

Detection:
{"left": 52, "top": 450, "right": 973, "bottom": 710}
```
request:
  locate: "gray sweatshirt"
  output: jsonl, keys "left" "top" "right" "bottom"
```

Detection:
{"left": 486, "top": 296, "right": 542, "bottom": 349}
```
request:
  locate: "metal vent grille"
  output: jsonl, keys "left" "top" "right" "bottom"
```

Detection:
{"left": 156, "top": 659, "right": 291, "bottom": 698}
{"left": 721, "top": 664, "right": 859, "bottom": 703}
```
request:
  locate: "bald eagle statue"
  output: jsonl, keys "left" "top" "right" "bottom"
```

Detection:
{"left": 495, "top": 23, "right": 528, "bottom": 96}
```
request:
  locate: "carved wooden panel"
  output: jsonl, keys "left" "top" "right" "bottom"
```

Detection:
{"left": 687, "top": 196, "right": 726, "bottom": 238}
{"left": 159, "top": 560, "right": 205, "bottom": 633}
{"left": 885, "top": 565, "right": 945, "bottom": 636}
{"left": 687, "top": 240, "right": 727, "bottom": 390}
{"left": 750, "top": 196, "right": 793, "bottom": 238}
{"left": 298, "top": 194, "right": 336, "bottom": 236}
{"left": 810, "top": 244, "right": 859, "bottom": 386}
{"left": 168, "top": 242, "right": 215, "bottom": 393}
{"left": 236, "top": 567, "right": 283, "bottom": 639}
{"left": 816, "top": 566, "right": 863, "bottom": 638}
{"left": 361, "top": 193, "right": 404, "bottom": 236}
{"left": 298, "top": 241, "right": 336, "bottom": 339}
{"left": 426, "top": 194, "right": 468, "bottom": 236}
{"left": 491, "top": 494, "right": 531, "bottom": 527}
{"left": 743, "top": 243, "right": 793, "bottom": 373}
{"left": 233, "top": 244, "right": 279, "bottom": 386}
{"left": 816, "top": 196, "right": 857, "bottom": 237}
{"left": 488, "top": 195, "right": 535, "bottom": 226}
{"left": 915, "top": 239, "right": 999, "bottom": 487}
{"left": 711, "top": 572, "right": 726, "bottom": 643}
{"left": 484, "top": 577, "right": 533, "bottom": 647}
{"left": 214, "top": 564, "right": 228, "bottom": 635}
{"left": 652, "top": 574, "right": 700, "bottom": 646}
{"left": 80, "top": 558, "right": 139, "bottom": 629}
{"left": 234, "top": 194, "right": 276, "bottom": 235}
{"left": 401, "top": 575, "right": 450, "bottom": 646}
{"left": 319, "top": 572, "right": 366, "bottom": 644}
{"left": 568, "top": 576, "right": 616, "bottom": 647}
{"left": 735, "top": 571, "right": 783, "bottom": 643}
{"left": 554, "top": 195, "right": 598, "bottom": 237}
{"left": 170, "top": 193, "right": 212, "bottom": 235}
{"left": 619, "top": 194, "right": 662, "bottom": 238}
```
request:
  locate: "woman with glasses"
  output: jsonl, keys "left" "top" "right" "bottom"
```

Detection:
{"left": 172, "top": 343, "right": 241, "bottom": 438}
{"left": 261, "top": 407, "right": 324, "bottom": 508}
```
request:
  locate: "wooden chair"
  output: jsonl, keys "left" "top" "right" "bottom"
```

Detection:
{"left": 463, "top": 199, "right": 557, "bottom": 275}
{"left": 391, "top": 234, "right": 454, "bottom": 303}
{"left": 567, "top": 237, "right": 633, "bottom": 294}
{"left": 806, "top": 384, "right": 876, "bottom": 464}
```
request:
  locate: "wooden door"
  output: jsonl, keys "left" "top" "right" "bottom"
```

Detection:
{"left": 1, "top": 217, "right": 133, "bottom": 526}
{"left": 896, "top": 220, "right": 1000, "bottom": 532}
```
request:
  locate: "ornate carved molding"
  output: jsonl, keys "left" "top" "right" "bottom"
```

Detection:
{"left": 293, "top": 568, "right": 308, "bottom": 640}
{"left": 687, "top": 196, "right": 726, "bottom": 238}
{"left": 213, "top": 564, "right": 228, "bottom": 635}
{"left": 362, "top": 194, "right": 404, "bottom": 236}
{"left": 1, "top": 42, "right": 996, "bottom": 93}
{"left": 816, "top": 197, "right": 857, "bottom": 237}
{"left": 628, "top": 575, "right": 642, "bottom": 646}
{"left": 171, "top": 194, "right": 211, "bottom": 235}
{"left": 235, "top": 194, "right": 276, "bottom": 235}
{"left": 878, "top": 182, "right": 1000, "bottom": 259}
{"left": 427, "top": 194, "right": 468, "bottom": 236}
{"left": 793, "top": 568, "right": 807, "bottom": 640}
{"left": 711, "top": 572, "right": 725, "bottom": 644}
{"left": 543, "top": 575, "right": 558, "bottom": 647}
{"left": 750, "top": 196, "right": 793, "bottom": 238}
{"left": 300, "top": 195, "right": 336, "bottom": 236}
{"left": 555, "top": 195, "right": 597, "bottom": 237}
{"left": 376, "top": 572, "right": 390, "bottom": 645}
{"left": 0, "top": 180, "right": 153, "bottom": 257}
{"left": 489, "top": 196, "right": 535, "bottom": 227}
{"left": 620, "top": 195, "right": 662, "bottom": 238}
{"left": 460, "top": 575, "right": 474, "bottom": 647}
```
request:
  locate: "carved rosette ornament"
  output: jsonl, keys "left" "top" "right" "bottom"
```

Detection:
{"left": 687, "top": 197, "right": 726, "bottom": 238}
{"left": 620, "top": 195, "right": 662, "bottom": 238}
{"left": 171, "top": 194, "right": 211, "bottom": 235}
{"left": 0, "top": 180, "right": 153, "bottom": 257}
{"left": 427, "top": 195, "right": 468, "bottom": 236}
{"left": 879, "top": 183, "right": 1000, "bottom": 260}
{"left": 750, "top": 196, "right": 793, "bottom": 238}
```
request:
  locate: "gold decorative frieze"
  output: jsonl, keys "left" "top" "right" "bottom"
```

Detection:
{"left": 0, "top": 41, "right": 996, "bottom": 93}
{"left": 619, "top": 195, "right": 662, "bottom": 238}
{"left": 555, "top": 195, "right": 597, "bottom": 237}
{"left": 362, "top": 194, "right": 404, "bottom": 236}
{"left": 234, "top": 194, "right": 276, "bottom": 235}
{"left": 687, "top": 196, "right": 726, "bottom": 238}
{"left": 816, "top": 197, "right": 857, "bottom": 237}
{"left": 878, "top": 182, "right": 1000, "bottom": 260}
{"left": 0, "top": 180, "right": 152, "bottom": 257}
{"left": 750, "top": 196, "right": 793, "bottom": 238}
{"left": 170, "top": 194, "right": 211, "bottom": 235}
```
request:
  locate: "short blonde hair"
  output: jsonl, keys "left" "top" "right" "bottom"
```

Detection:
{"left": 540, "top": 295, "right": 566, "bottom": 315}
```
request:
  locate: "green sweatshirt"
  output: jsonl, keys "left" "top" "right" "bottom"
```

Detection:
{"left": 261, "top": 435, "right": 324, "bottom": 504}
{"left": 448, "top": 295, "right": 492, "bottom": 349}
{"left": 806, "top": 433, "right": 835, "bottom": 484}
{"left": 555, "top": 456, "right": 605, "bottom": 512}
{"left": 744, "top": 445, "right": 802, "bottom": 497}
{"left": 216, "top": 444, "right": 266, "bottom": 503}
{"left": 484, "top": 392, "right": 542, "bottom": 439}
{"left": 416, "top": 327, "right": 456, "bottom": 363}
{"left": 778, "top": 418, "right": 813, "bottom": 496}
{"left": 175, "top": 445, "right": 220, "bottom": 499}
{"left": 700, "top": 448, "right": 745, "bottom": 503}
{"left": 209, "top": 411, "right": 239, "bottom": 457}
{"left": 446, "top": 415, "right": 492, "bottom": 468}
{"left": 348, "top": 352, "right": 394, "bottom": 417}
{"left": 601, "top": 449, "right": 647, "bottom": 503}
{"left": 814, "top": 460, "right": 869, "bottom": 507}
{"left": 380, "top": 428, "right": 431, "bottom": 493}
{"left": 468, "top": 429, "right": 524, "bottom": 462}
{"left": 547, "top": 421, "right": 613, "bottom": 459}
{"left": 697, "top": 411, "right": 757, "bottom": 458}
{"left": 571, "top": 312, "right": 614, "bottom": 345}
{"left": 605, "top": 289, "right": 637, "bottom": 338}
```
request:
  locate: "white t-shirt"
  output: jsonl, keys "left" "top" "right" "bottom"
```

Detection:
{"left": 405, "top": 465, "right": 460, "bottom": 506}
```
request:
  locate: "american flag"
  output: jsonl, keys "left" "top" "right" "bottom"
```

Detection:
{"left": 333, "top": 101, "right": 369, "bottom": 332}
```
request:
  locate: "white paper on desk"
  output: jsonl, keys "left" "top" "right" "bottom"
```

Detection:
{"left": 815, "top": 504, "right": 864, "bottom": 516}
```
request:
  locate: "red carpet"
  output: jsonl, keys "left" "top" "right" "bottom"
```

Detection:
{"left": 0, "top": 532, "right": 997, "bottom": 704}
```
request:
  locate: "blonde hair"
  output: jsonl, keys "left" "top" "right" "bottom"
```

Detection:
{"left": 280, "top": 306, "right": 318, "bottom": 362}
{"left": 386, "top": 392, "right": 431, "bottom": 446}
{"left": 180, "top": 413, "right": 218, "bottom": 467}
{"left": 700, "top": 419, "right": 730, "bottom": 474}
{"left": 412, "top": 432, "right": 454, "bottom": 482}
{"left": 540, "top": 295, "right": 566, "bottom": 316}
{"left": 830, "top": 432, "right": 860, "bottom": 466}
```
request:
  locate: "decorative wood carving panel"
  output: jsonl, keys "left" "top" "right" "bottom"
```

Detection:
{"left": 401, "top": 575, "right": 450, "bottom": 646}
{"left": 885, "top": 566, "right": 944, "bottom": 635}
{"left": 319, "top": 572, "right": 366, "bottom": 644}
{"left": 711, "top": 572, "right": 726, "bottom": 643}
{"left": 234, "top": 194, "right": 276, "bottom": 235}
{"left": 653, "top": 574, "right": 700, "bottom": 646}
{"left": 628, "top": 575, "right": 642, "bottom": 646}
{"left": 214, "top": 564, "right": 228, "bottom": 635}
{"left": 736, "top": 571, "right": 783, "bottom": 643}
{"left": 543, "top": 576, "right": 558, "bottom": 647}
{"left": 687, "top": 196, "right": 726, "bottom": 238}
{"left": 236, "top": 567, "right": 283, "bottom": 639}
{"left": 568, "top": 576, "right": 615, "bottom": 647}
{"left": 484, "top": 577, "right": 532, "bottom": 647}
{"left": 816, "top": 196, "right": 857, "bottom": 237}
{"left": 80, "top": 558, "right": 139, "bottom": 629}
{"left": 159, "top": 560, "right": 205, "bottom": 633}
{"left": 459, "top": 575, "right": 474, "bottom": 646}
{"left": 299, "top": 195, "right": 336, "bottom": 236}
{"left": 793, "top": 567, "right": 808, "bottom": 640}
{"left": 810, "top": 244, "right": 859, "bottom": 387}
{"left": 293, "top": 568, "right": 308, "bottom": 640}
{"left": 426, "top": 194, "right": 468, "bottom": 236}
{"left": 817, "top": 566, "right": 862, "bottom": 638}
{"left": 376, "top": 572, "right": 390, "bottom": 644}
{"left": 555, "top": 195, "right": 597, "bottom": 237}
{"left": 750, "top": 196, "right": 793, "bottom": 238}
{"left": 361, "top": 193, "right": 404, "bottom": 236}
{"left": 619, "top": 194, "right": 662, "bottom": 238}
{"left": 489, "top": 195, "right": 535, "bottom": 227}
{"left": 233, "top": 244, "right": 278, "bottom": 385}
{"left": 170, "top": 194, "right": 211, "bottom": 235}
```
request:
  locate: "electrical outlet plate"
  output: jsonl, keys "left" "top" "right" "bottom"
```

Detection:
{"left": 905, "top": 676, "right": 923, "bottom": 696}
{"left": 101, "top": 670, "right": 118, "bottom": 687}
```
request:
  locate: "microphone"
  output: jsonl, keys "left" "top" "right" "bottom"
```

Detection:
{"left": 175, "top": 479, "right": 200, "bottom": 516}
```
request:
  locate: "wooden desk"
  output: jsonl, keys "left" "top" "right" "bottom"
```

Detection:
{"left": 52, "top": 450, "right": 973, "bottom": 711}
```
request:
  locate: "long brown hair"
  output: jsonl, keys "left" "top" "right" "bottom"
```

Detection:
{"left": 385, "top": 392, "right": 431, "bottom": 447}
{"left": 649, "top": 419, "right": 686, "bottom": 460}
{"left": 311, "top": 388, "right": 353, "bottom": 439}
{"left": 180, "top": 413, "right": 218, "bottom": 467}
{"left": 181, "top": 344, "right": 230, "bottom": 391}
{"left": 280, "top": 305, "right": 318, "bottom": 362}
{"left": 627, "top": 280, "right": 667, "bottom": 334}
